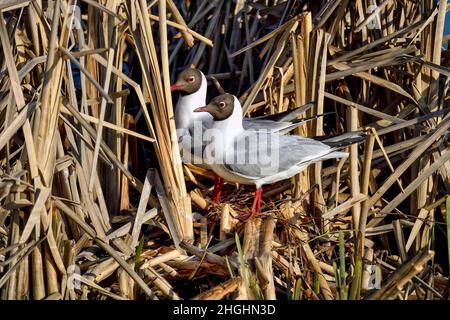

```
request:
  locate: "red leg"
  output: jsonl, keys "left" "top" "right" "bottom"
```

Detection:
{"left": 257, "top": 188, "right": 262, "bottom": 212}
{"left": 237, "top": 187, "right": 263, "bottom": 222}
{"left": 212, "top": 175, "right": 224, "bottom": 204}
{"left": 251, "top": 188, "right": 262, "bottom": 216}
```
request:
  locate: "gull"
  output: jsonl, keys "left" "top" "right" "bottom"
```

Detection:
{"left": 194, "top": 93, "right": 364, "bottom": 219}
{"left": 171, "top": 67, "right": 319, "bottom": 203}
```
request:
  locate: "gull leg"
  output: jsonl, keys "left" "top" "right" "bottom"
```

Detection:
{"left": 212, "top": 175, "right": 224, "bottom": 204}
{"left": 251, "top": 188, "right": 262, "bottom": 216}
{"left": 237, "top": 188, "right": 262, "bottom": 222}
{"left": 238, "top": 187, "right": 263, "bottom": 221}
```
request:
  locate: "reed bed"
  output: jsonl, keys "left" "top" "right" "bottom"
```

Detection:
{"left": 0, "top": 0, "right": 449, "bottom": 300}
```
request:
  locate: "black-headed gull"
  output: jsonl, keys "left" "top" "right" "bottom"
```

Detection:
{"left": 171, "top": 68, "right": 321, "bottom": 203}
{"left": 194, "top": 93, "right": 362, "bottom": 219}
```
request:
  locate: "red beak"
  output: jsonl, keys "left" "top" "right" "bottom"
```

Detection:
{"left": 170, "top": 84, "right": 181, "bottom": 92}
{"left": 193, "top": 106, "right": 209, "bottom": 113}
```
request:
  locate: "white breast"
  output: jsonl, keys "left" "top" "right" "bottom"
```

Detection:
{"left": 174, "top": 72, "right": 210, "bottom": 131}
{"left": 174, "top": 72, "right": 213, "bottom": 166}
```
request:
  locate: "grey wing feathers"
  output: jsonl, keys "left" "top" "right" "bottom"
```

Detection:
{"left": 225, "top": 133, "right": 345, "bottom": 178}
{"left": 243, "top": 119, "right": 299, "bottom": 133}
{"left": 252, "top": 102, "right": 316, "bottom": 122}
{"left": 178, "top": 123, "right": 210, "bottom": 162}
{"left": 243, "top": 113, "right": 331, "bottom": 135}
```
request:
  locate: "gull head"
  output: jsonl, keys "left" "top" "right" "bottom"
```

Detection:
{"left": 171, "top": 68, "right": 203, "bottom": 94}
{"left": 193, "top": 93, "right": 235, "bottom": 121}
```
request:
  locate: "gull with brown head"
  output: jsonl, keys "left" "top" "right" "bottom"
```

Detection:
{"left": 172, "top": 67, "right": 323, "bottom": 203}
{"left": 194, "top": 94, "right": 363, "bottom": 220}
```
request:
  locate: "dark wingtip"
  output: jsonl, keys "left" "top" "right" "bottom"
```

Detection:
{"left": 290, "top": 112, "right": 335, "bottom": 124}
{"left": 322, "top": 131, "right": 368, "bottom": 148}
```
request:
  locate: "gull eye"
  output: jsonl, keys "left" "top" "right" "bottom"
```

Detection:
{"left": 187, "top": 76, "right": 195, "bottom": 83}
{"left": 219, "top": 102, "right": 226, "bottom": 108}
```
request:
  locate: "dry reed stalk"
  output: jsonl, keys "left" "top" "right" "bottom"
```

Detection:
{"left": 192, "top": 277, "right": 242, "bottom": 300}
{"left": 368, "top": 249, "right": 434, "bottom": 300}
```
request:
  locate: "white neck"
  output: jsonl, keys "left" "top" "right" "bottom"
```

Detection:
{"left": 203, "top": 96, "right": 246, "bottom": 165}
{"left": 210, "top": 96, "right": 245, "bottom": 145}
{"left": 174, "top": 72, "right": 211, "bottom": 130}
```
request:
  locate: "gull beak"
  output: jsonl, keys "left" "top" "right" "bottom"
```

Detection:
{"left": 193, "top": 106, "right": 209, "bottom": 113}
{"left": 170, "top": 83, "right": 182, "bottom": 91}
